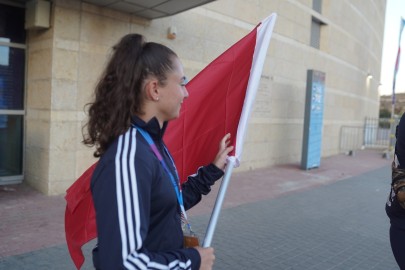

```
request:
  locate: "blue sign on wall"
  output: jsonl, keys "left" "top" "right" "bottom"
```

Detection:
{"left": 301, "top": 70, "right": 325, "bottom": 170}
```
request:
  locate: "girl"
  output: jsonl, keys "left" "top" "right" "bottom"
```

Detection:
{"left": 83, "top": 33, "right": 233, "bottom": 270}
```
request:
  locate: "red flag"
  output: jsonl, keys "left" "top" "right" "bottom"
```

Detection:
{"left": 64, "top": 14, "right": 277, "bottom": 268}
{"left": 164, "top": 14, "right": 277, "bottom": 182}
{"left": 65, "top": 162, "right": 98, "bottom": 269}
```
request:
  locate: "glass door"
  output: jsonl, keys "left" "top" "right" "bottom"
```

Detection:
{"left": 0, "top": 3, "right": 26, "bottom": 184}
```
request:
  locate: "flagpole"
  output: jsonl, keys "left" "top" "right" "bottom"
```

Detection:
{"left": 389, "top": 96, "right": 396, "bottom": 154}
{"left": 202, "top": 157, "right": 236, "bottom": 247}
{"left": 389, "top": 17, "right": 405, "bottom": 155}
{"left": 202, "top": 14, "right": 277, "bottom": 247}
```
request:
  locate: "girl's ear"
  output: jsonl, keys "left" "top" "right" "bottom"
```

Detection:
{"left": 144, "top": 79, "right": 160, "bottom": 101}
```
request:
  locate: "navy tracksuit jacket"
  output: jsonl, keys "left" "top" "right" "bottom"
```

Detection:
{"left": 91, "top": 116, "right": 223, "bottom": 269}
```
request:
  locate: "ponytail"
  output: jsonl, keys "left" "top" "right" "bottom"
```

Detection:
{"left": 83, "top": 34, "right": 177, "bottom": 157}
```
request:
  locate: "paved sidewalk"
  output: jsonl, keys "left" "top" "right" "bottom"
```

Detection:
{"left": 0, "top": 149, "right": 398, "bottom": 269}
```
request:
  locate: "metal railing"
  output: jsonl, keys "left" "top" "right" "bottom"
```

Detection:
{"left": 339, "top": 117, "right": 399, "bottom": 154}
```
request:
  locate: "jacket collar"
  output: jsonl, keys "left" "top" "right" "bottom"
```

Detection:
{"left": 131, "top": 116, "right": 168, "bottom": 141}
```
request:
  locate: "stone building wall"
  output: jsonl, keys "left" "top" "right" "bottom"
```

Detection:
{"left": 23, "top": 0, "right": 386, "bottom": 194}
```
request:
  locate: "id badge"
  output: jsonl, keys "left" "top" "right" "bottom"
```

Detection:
{"left": 183, "top": 233, "right": 200, "bottom": 248}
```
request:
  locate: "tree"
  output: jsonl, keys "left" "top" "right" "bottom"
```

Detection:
{"left": 379, "top": 108, "right": 391, "bottom": 118}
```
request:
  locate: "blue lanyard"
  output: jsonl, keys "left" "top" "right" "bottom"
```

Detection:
{"left": 135, "top": 126, "right": 190, "bottom": 225}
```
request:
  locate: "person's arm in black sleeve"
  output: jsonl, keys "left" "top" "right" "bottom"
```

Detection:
{"left": 396, "top": 113, "right": 405, "bottom": 168}
{"left": 182, "top": 164, "right": 224, "bottom": 210}
{"left": 182, "top": 133, "right": 234, "bottom": 210}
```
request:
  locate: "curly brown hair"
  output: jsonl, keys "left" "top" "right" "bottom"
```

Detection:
{"left": 83, "top": 34, "right": 177, "bottom": 157}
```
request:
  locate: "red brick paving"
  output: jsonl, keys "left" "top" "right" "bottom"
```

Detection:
{"left": 0, "top": 149, "right": 391, "bottom": 259}
{"left": 0, "top": 184, "right": 66, "bottom": 258}
{"left": 187, "top": 149, "right": 391, "bottom": 216}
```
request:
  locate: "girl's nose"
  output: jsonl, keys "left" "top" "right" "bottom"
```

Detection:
{"left": 183, "top": 87, "right": 189, "bottom": 98}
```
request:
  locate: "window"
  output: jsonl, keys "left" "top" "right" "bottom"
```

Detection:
{"left": 310, "top": 17, "right": 322, "bottom": 49}
{"left": 312, "top": 0, "right": 322, "bottom": 13}
{"left": 0, "top": 4, "right": 26, "bottom": 43}
{"left": 0, "top": 45, "right": 25, "bottom": 110}
{"left": 0, "top": 3, "right": 26, "bottom": 183}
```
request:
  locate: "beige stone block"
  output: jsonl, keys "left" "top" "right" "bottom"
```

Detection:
{"left": 295, "top": 0, "right": 311, "bottom": 7}
{"left": 80, "top": 12, "right": 130, "bottom": 46}
{"left": 76, "top": 80, "right": 95, "bottom": 112}
{"left": 53, "top": 0, "right": 81, "bottom": 10}
{"left": 82, "top": 2, "right": 132, "bottom": 22}
{"left": 79, "top": 42, "right": 110, "bottom": 55}
{"left": 48, "top": 150, "right": 76, "bottom": 183}
{"left": 25, "top": 146, "right": 50, "bottom": 194}
{"left": 51, "top": 79, "right": 78, "bottom": 110}
{"left": 28, "top": 50, "right": 52, "bottom": 80}
{"left": 266, "top": 101, "right": 282, "bottom": 119}
{"left": 49, "top": 120, "right": 78, "bottom": 151}
{"left": 77, "top": 50, "right": 105, "bottom": 84}
{"left": 201, "top": 39, "right": 229, "bottom": 64}
{"left": 276, "top": 42, "right": 299, "bottom": 64}
{"left": 293, "top": 23, "right": 309, "bottom": 44}
{"left": 287, "top": 100, "right": 306, "bottom": 119}
{"left": 146, "top": 17, "right": 172, "bottom": 40}
{"left": 292, "top": 8, "right": 311, "bottom": 27}
{"left": 264, "top": 125, "right": 278, "bottom": 143}
{"left": 257, "top": 0, "right": 281, "bottom": 20}
{"left": 253, "top": 94, "right": 272, "bottom": 117}
{"left": 274, "top": 59, "right": 300, "bottom": 80}
{"left": 180, "top": 59, "right": 206, "bottom": 79}
{"left": 55, "top": 38, "right": 80, "bottom": 51}
{"left": 53, "top": 7, "right": 80, "bottom": 40}
{"left": 76, "top": 120, "right": 88, "bottom": 151}
{"left": 245, "top": 123, "right": 271, "bottom": 143}
{"left": 53, "top": 48, "right": 78, "bottom": 80}
{"left": 26, "top": 108, "right": 51, "bottom": 122}
{"left": 27, "top": 25, "right": 54, "bottom": 43}
{"left": 256, "top": 79, "right": 272, "bottom": 100}
{"left": 26, "top": 119, "right": 50, "bottom": 149}
{"left": 201, "top": 0, "right": 232, "bottom": 13}
{"left": 203, "top": 20, "right": 247, "bottom": 47}
{"left": 25, "top": 173, "right": 49, "bottom": 194}
{"left": 248, "top": 141, "right": 271, "bottom": 161}
{"left": 52, "top": 79, "right": 77, "bottom": 110}
{"left": 187, "top": 6, "right": 248, "bottom": 31}
{"left": 50, "top": 110, "right": 79, "bottom": 122}
{"left": 174, "top": 36, "right": 205, "bottom": 63}
{"left": 279, "top": 1, "right": 303, "bottom": 24}
{"left": 205, "top": 0, "right": 264, "bottom": 24}
{"left": 77, "top": 110, "right": 87, "bottom": 122}
{"left": 172, "top": 12, "right": 205, "bottom": 39}
{"left": 75, "top": 119, "right": 89, "bottom": 156}
{"left": 49, "top": 180, "right": 73, "bottom": 195}
{"left": 129, "top": 15, "right": 150, "bottom": 27}
{"left": 288, "top": 124, "right": 305, "bottom": 141}
{"left": 76, "top": 49, "right": 105, "bottom": 109}
{"left": 270, "top": 39, "right": 290, "bottom": 59}
{"left": 238, "top": 142, "right": 273, "bottom": 171}
{"left": 27, "top": 38, "right": 53, "bottom": 52}
{"left": 129, "top": 23, "right": 148, "bottom": 36}
{"left": 26, "top": 79, "right": 52, "bottom": 110}
{"left": 75, "top": 148, "right": 98, "bottom": 177}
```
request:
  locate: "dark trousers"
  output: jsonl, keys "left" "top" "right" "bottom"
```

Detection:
{"left": 390, "top": 225, "right": 405, "bottom": 269}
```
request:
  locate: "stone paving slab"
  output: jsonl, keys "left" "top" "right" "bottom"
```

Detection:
{"left": 0, "top": 164, "right": 398, "bottom": 269}
{"left": 190, "top": 166, "right": 396, "bottom": 270}
{"left": 0, "top": 149, "right": 397, "bottom": 269}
